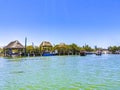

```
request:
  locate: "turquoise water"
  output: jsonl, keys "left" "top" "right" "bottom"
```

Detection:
{"left": 0, "top": 55, "right": 120, "bottom": 90}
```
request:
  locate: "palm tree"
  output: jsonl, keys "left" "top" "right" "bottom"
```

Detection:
{"left": 26, "top": 45, "right": 34, "bottom": 56}
{"left": 54, "top": 43, "right": 68, "bottom": 55}
{"left": 68, "top": 43, "right": 80, "bottom": 55}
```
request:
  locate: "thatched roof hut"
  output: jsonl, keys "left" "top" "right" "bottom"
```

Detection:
{"left": 40, "top": 41, "right": 52, "bottom": 47}
{"left": 4, "top": 40, "right": 24, "bottom": 49}
{"left": 58, "top": 43, "right": 66, "bottom": 48}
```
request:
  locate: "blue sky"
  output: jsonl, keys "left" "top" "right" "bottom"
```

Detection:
{"left": 0, "top": 0, "right": 120, "bottom": 48}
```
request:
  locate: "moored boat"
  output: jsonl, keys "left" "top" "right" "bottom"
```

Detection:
{"left": 42, "top": 52, "right": 56, "bottom": 56}
{"left": 80, "top": 51, "right": 86, "bottom": 56}
{"left": 95, "top": 50, "right": 102, "bottom": 56}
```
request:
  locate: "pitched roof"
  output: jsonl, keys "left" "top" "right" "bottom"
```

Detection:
{"left": 58, "top": 43, "right": 66, "bottom": 47}
{"left": 4, "top": 40, "right": 24, "bottom": 49}
{"left": 40, "top": 41, "right": 52, "bottom": 47}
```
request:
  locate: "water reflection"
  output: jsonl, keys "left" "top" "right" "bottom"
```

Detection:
{"left": 10, "top": 71, "right": 24, "bottom": 74}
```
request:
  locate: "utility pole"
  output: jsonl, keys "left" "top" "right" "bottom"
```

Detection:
{"left": 24, "top": 37, "right": 27, "bottom": 56}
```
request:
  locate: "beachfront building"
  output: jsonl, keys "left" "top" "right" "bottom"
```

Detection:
{"left": 54, "top": 43, "right": 69, "bottom": 55}
{"left": 4, "top": 40, "right": 24, "bottom": 57}
{"left": 58, "top": 43, "right": 67, "bottom": 55}
{"left": 40, "top": 41, "right": 53, "bottom": 56}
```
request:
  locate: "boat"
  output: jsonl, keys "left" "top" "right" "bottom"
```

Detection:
{"left": 95, "top": 50, "right": 102, "bottom": 56}
{"left": 42, "top": 52, "right": 56, "bottom": 56}
{"left": 80, "top": 51, "right": 86, "bottom": 56}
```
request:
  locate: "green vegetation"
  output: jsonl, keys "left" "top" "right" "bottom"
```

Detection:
{"left": 14, "top": 44, "right": 120, "bottom": 56}
{"left": 82, "top": 44, "right": 94, "bottom": 52}
{"left": 26, "top": 45, "right": 41, "bottom": 56}
{"left": 0, "top": 48, "right": 3, "bottom": 53}
{"left": 108, "top": 46, "right": 120, "bottom": 54}
{"left": 0, "top": 48, "right": 4, "bottom": 56}
{"left": 2, "top": 43, "right": 120, "bottom": 57}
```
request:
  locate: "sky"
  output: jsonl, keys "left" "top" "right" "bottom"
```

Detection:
{"left": 0, "top": 0, "right": 120, "bottom": 48}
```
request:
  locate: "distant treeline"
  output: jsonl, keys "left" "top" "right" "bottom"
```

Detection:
{"left": 0, "top": 44, "right": 120, "bottom": 56}
{"left": 108, "top": 46, "right": 120, "bottom": 54}
{"left": 26, "top": 43, "right": 94, "bottom": 56}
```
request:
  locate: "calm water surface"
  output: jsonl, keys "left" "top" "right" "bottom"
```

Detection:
{"left": 0, "top": 55, "right": 120, "bottom": 90}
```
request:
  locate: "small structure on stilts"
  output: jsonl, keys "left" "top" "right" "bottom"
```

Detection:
{"left": 56, "top": 43, "right": 67, "bottom": 55}
{"left": 4, "top": 40, "right": 24, "bottom": 57}
{"left": 40, "top": 41, "right": 54, "bottom": 56}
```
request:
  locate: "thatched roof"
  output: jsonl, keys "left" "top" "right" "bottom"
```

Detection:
{"left": 58, "top": 43, "right": 66, "bottom": 48}
{"left": 4, "top": 40, "right": 24, "bottom": 49}
{"left": 40, "top": 41, "right": 52, "bottom": 47}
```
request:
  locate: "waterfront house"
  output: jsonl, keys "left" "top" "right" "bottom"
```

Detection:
{"left": 4, "top": 40, "right": 24, "bottom": 57}
{"left": 40, "top": 41, "right": 53, "bottom": 56}
{"left": 57, "top": 43, "right": 67, "bottom": 55}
